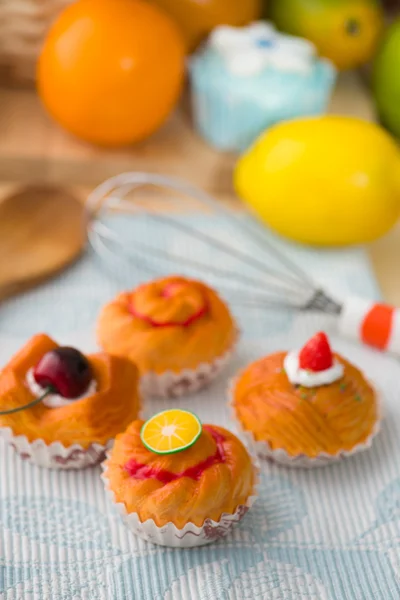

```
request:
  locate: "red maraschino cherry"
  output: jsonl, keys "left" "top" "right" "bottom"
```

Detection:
{"left": 33, "top": 347, "right": 93, "bottom": 399}
{"left": 299, "top": 332, "right": 334, "bottom": 372}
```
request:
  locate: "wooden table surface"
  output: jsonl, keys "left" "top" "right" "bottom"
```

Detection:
{"left": 0, "top": 73, "right": 399, "bottom": 305}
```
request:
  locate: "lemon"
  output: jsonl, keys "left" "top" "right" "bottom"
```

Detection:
{"left": 140, "top": 409, "right": 202, "bottom": 454}
{"left": 235, "top": 116, "right": 400, "bottom": 246}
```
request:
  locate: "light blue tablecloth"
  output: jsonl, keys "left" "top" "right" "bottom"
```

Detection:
{"left": 0, "top": 215, "right": 399, "bottom": 600}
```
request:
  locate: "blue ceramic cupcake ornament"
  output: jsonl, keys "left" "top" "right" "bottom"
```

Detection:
{"left": 189, "top": 22, "right": 336, "bottom": 152}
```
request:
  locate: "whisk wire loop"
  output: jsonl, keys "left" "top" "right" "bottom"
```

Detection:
{"left": 86, "top": 172, "right": 342, "bottom": 315}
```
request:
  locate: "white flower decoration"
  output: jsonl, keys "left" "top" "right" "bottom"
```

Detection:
{"left": 209, "top": 22, "right": 317, "bottom": 77}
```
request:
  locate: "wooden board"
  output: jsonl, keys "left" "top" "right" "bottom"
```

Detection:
{"left": 0, "top": 72, "right": 399, "bottom": 305}
{"left": 0, "top": 72, "right": 376, "bottom": 190}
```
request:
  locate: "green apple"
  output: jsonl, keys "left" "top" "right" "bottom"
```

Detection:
{"left": 373, "top": 18, "right": 400, "bottom": 138}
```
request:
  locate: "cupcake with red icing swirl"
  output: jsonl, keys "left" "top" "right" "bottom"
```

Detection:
{"left": 97, "top": 276, "right": 237, "bottom": 397}
{"left": 102, "top": 409, "right": 258, "bottom": 547}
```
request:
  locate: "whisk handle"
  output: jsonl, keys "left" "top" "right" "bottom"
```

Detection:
{"left": 338, "top": 297, "right": 400, "bottom": 356}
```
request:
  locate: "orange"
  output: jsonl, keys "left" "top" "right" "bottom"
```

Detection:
{"left": 37, "top": 0, "right": 185, "bottom": 146}
{"left": 150, "top": 0, "right": 261, "bottom": 53}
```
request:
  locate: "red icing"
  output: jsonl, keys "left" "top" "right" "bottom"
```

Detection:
{"left": 124, "top": 426, "right": 226, "bottom": 483}
{"left": 161, "top": 283, "right": 183, "bottom": 298}
{"left": 130, "top": 304, "right": 207, "bottom": 328}
{"left": 129, "top": 284, "right": 208, "bottom": 328}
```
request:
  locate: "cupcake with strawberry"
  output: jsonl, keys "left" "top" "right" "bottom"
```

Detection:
{"left": 0, "top": 334, "right": 141, "bottom": 469}
{"left": 231, "top": 332, "right": 380, "bottom": 467}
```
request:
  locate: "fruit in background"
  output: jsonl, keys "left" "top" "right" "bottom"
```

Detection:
{"left": 38, "top": 0, "right": 185, "bottom": 147}
{"left": 235, "top": 116, "right": 400, "bottom": 246}
{"left": 381, "top": 0, "right": 400, "bottom": 13}
{"left": 150, "top": 0, "right": 261, "bottom": 53}
{"left": 269, "top": 0, "right": 384, "bottom": 70}
{"left": 373, "top": 19, "right": 400, "bottom": 139}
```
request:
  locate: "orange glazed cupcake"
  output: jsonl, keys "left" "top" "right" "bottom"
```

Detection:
{"left": 102, "top": 409, "right": 257, "bottom": 547}
{"left": 0, "top": 334, "right": 141, "bottom": 469}
{"left": 97, "top": 275, "right": 237, "bottom": 397}
{"left": 232, "top": 332, "right": 380, "bottom": 467}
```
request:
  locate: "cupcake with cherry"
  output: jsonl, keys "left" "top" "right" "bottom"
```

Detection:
{"left": 97, "top": 275, "right": 237, "bottom": 397}
{"left": 0, "top": 334, "right": 141, "bottom": 469}
{"left": 232, "top": 332, "right": 380, "bottom": 467}
{"left": 102, "top": 408, "right": 258, "bottom": 547}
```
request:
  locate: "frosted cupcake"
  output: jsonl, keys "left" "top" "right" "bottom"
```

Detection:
{"left": 189, "top": 22, "right": 336, "bottom": 151}
{"left": 97, "top": 275, "right": 237, "bottom": 397}
{"left": 0, "top": 334, "right": 141, "bottom": 468}
{"left": 102, "top": 409, "right": 258, "bottom": 547}
{"left": 232, "top": 332, "right": 380, "bottom": 467}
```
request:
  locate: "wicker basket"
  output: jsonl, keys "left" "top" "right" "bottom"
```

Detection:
{"left": 0, "top": 0, "right": 73, "bottom": 84}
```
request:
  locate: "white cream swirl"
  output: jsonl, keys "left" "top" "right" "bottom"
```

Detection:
{"left": 284, "top": 351, "right": 344, "bottom": 388}
{"left": 26, "top": 368, "right": 97, "bottom": 408}
{"left": 209, "top": 22, "right": 317, "bottom": 77}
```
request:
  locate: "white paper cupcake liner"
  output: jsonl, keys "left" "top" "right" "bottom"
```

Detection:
{"left": 140, "top": 343, "right": 235, "bottom": 399}
{"left": 101, "top": 447, "right": 260, "bottom": 548}
{"left": 0, "top": 427, "right": 113, "bottom": 469}
{"left": 229, "top": 377, "right": 382, "bottom": 469}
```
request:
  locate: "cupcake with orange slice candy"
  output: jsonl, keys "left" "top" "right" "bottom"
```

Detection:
{"left": 102, "top": 408, "right": 258, "bottom": 547}
{"left": 0, "top": 334, "right": 141, "bottom": 469}
{"left": 232, "top": 332, "right": 381, "bottom": 467}
{"left": 97, "top": 276, "right": 237, "bottom": 398}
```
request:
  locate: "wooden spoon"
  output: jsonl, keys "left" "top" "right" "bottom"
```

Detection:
{"left": 0, "top": 186, "right": 86, "bottom": 302}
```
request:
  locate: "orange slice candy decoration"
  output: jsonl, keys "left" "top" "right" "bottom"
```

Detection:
{"left": 140, "top": 409, "right": 202, "bottom": 454}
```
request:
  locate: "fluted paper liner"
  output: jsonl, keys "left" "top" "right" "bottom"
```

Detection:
{"left": 0, "top": 427, "right": 113, "bottom": 469}
{"left": 140, "top": 342, "right": 236, "bottom": 399}
{"left": 101, "top": 446, "right": 260, "bottom": 548}
{"left": 229, "top": 376, "right": 382, "bottom": 469}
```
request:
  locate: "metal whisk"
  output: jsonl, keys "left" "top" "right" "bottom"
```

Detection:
{"left": 86, "top": 172, "right": 400, "bottom": 357}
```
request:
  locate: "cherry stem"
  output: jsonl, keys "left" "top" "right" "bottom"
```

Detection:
{"left": 0, "top": 387, "right": 54, "bottom": 415}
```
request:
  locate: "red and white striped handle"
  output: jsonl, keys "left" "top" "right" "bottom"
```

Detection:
{"left": 338, "top": 297, "right": 400, "bottom": 356}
